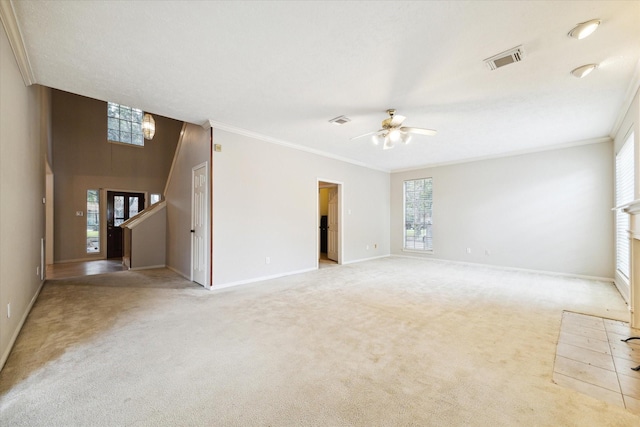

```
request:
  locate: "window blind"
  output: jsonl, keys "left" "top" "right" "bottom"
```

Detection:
{"left": 616, "top": 134, "right": 634, "bottom": 280}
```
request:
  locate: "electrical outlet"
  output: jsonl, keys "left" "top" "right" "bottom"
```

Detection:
{"left": 466, "top": 247, "right": 471, "bottom": 254}
{"left": 36, "top": 266, "right": 40, "bottom": 276}
{"left": 485, "top": 249, "right": 491, "bottom": 256}
{"left": 265, "top": 257, "right": 270, "bottom": 264}
{"left": 366, "top": 245, "right": 369, "bottom": 250}
{"left": 374, "top": 243, "right": 377, "bottom": 249}
{"left": 7, "top": 303, "right": 10, "bottom": 319}
{"left": 75, "top": 211, "right": 84, "bottom": 217}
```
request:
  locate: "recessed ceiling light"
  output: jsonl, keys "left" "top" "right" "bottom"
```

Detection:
{"left": 329, "top": 115, "right": 350, "bottom": 125}
{"left": 571, "top": 64, "right": 598, "bottom": 78}
{"left": 568, "top": 19, "right": 601, "bottom": 40}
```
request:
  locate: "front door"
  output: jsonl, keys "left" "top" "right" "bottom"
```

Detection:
{"left": 107, "top": 191, "right": 145, "bottom": 259}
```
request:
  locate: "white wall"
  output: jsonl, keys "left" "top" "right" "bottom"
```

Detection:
{"left": 391, "top": 142, "right": 614, "bottom": 278}
{"left": 165, "top": 123, "right": 211, "bottom": 279}
{"left": 212, "top": 129, "right": 390, "bottom": 287}
{"left": 0, "top": 24, "right": 47, "bottom": 369}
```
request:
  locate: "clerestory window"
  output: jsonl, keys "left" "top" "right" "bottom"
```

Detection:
{"left": 107, "top": 102, "right": 144, "bottom": 146}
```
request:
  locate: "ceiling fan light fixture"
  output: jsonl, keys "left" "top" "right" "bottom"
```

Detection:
{"left": 571, "top": 63, "right": 598, "bottom": 78}
{"left": 389, "top": 129, "right": 401, "bottom": 143}
{"left": 568, "top": 19, "right": 601, "bottom": 40}
{"left": 349, "top": 109, "right": 436, "bottom": 149}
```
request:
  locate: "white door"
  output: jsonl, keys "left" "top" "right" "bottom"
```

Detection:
{"left": 192, "top": 163, "right": 209, "bottom": 286}
{"left": 327, "top": 187, "right": 339, "bottom": 262}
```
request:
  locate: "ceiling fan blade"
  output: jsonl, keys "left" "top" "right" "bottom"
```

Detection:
{"left": 350, "top": 129, "right": 385, "bottom": 141}
{"left": 401, "top": 127, "right": 438, "bottom": 136}
{"left": 389, "top": 114, "right": 406, "bottom": 127}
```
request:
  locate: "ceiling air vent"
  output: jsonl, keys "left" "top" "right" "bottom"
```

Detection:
{"left": 484, "top": 45, "right": 524, "bottom": 70}
{"left": 329, "top": 115, "right": 350, "bottom": 125}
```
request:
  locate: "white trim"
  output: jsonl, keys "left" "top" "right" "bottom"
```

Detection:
{"left": 614, "top": 272, "right": 631, "bottom": 304}
{"left": 623, "top": 198, "right": 640, "bottom": 215}
{"left": 391, "top": 137, "right": 612, "bottom": 173}
{"left": 342, "top": 254, "right": 391, "bottom": 265}
{"left": 392, "top": 254, "right": 615, "bottom": 283}
{"left": 212, "top": 267, "right": 317, "bottom": 290}
{"left": 0, "top": 0, "right": 35, "bottom": 86}
{"left": 402, "top": 249, "right": 434, "bottom": 255}
{"left": 316, "top": 178, "right": 344, "bottom": 267}
{"left": 209, "top": 120, "right": 389, "bottom": 173}
{"left": 0, "top": 279, "right": 45, "bottom": 371}
{"left": 166, "top": 264, "right": 189, "bottom": 280}
{"left": 191, "top": 161, "right": 210, "bottom": 288}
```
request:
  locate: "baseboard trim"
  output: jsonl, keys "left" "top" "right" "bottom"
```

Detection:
{"left": 613, "top": 276, "right": 630, "bottom": 304}
{"left": 166, "top": 265, "right": 190, "bottom": 280}
{"left": 130, "top": 264, "right": 166, "bottom": 271}
{"left": 213, "top": 267, "right": 317, "bottom": 290}
{"left": 392, "top": 254, "right": 615, "bottom": 283}
{"left": 0, "top": 279, "right": 45, "bottom": 372}
{"left": 342, "top": 254, "right": 391, "bottom": 265}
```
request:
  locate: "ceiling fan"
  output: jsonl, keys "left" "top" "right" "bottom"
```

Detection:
{"left": 350, "top": 109, "right": 437, "bottom": 150}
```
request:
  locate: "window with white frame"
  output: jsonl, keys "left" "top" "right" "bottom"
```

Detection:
{"left": 107, "top": 102, "right": 144, "bottom": 146}
{"left": 404, "top": 177, "right": 433, "bottom": 251}
{"left": 86, "top": 189, "right": 100, "bottom": 253}
{"left": 616, "top": 133, "right": 634, "bottom": 280}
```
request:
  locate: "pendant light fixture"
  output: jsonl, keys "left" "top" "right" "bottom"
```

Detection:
{"left": 142, "top": 113, "right": 156, "bottom": 140}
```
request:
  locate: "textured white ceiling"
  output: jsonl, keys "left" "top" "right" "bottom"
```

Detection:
{"left": 10, "top": 0, "right": 640, "bottom": 171}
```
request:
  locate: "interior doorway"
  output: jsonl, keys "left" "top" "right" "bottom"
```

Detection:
{"left": 318, "top": 180, "right": 341, "bottom": 267}
{"left": 106, "top": 191, "right": 145, "bottom": 258}
{"left": 191, "top": 162, "right": 210, "bottom": 287}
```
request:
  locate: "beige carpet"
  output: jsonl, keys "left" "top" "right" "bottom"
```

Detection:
{"left": 1, "top": 257, "right": 638, "bottom": 426}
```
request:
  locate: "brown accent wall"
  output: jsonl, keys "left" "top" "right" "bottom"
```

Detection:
{"left": 51, "top": 90, "right": 182, "bottom": 262}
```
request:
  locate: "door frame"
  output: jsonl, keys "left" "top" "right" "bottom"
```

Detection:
{"left": 317, "top": 179, "right": 343, "bottom": 268}
{"left": 102, "top": 188, "right": 148, "bottom": 259}
{"left": 191, "top": 161, "right": 211, "bottom": 288}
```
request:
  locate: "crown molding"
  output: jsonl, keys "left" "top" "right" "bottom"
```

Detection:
{"left": 206, "top": 119, "right": 390, "bottom": 173}
{"left": 391, "top": 136, "right": 612, "bottom": 173}
{"left": 0, "top": 0, "right": 35, "bottom": 86}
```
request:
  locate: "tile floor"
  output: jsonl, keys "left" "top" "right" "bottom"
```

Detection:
{"left": 553, "top": 311, "right": 640, "bottom": 414}
{"left": 46, "top": 259, "right": 126, "bottom": 280}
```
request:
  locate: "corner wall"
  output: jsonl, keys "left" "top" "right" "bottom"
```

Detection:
{"left": 212, "top": 129, "right": 390, "bottom": 287}
{"left": 0, "top": 24, "right": 47, "bottom": 369}
{"left": 165, "top": 123, "right": 211, "bottom": 279}
{"left": 391, "top": 142, "right": 614, "bottom": 278}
